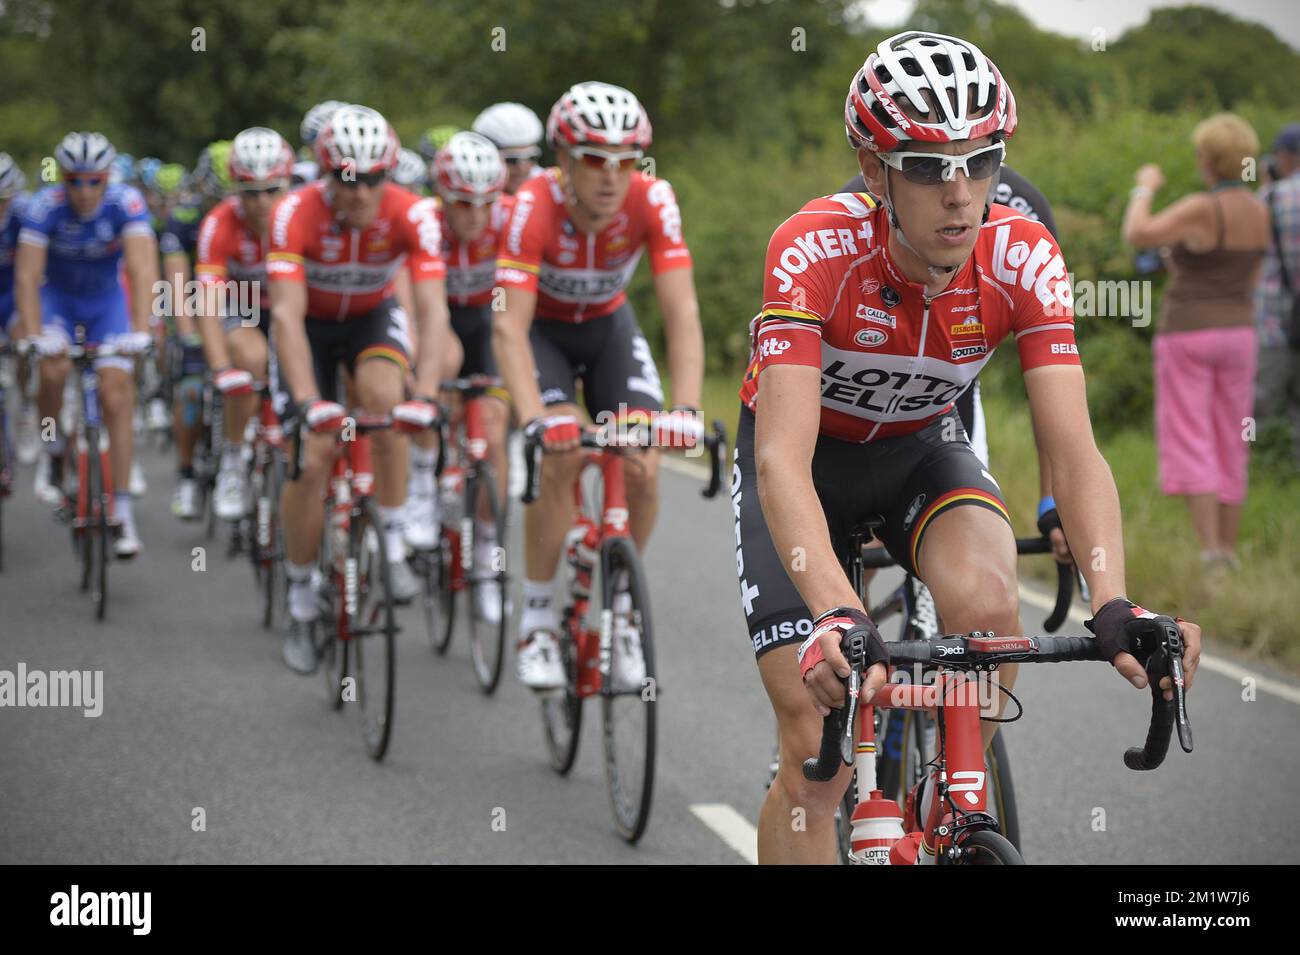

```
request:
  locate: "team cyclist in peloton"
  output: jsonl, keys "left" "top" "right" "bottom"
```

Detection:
{"left": 493, "top": 82, "right": 706, "bottom": 690}
{"left": 269, "top": 104, "right": 451, "bottom": 673}
{"left": 194, "top": 127, "right": 296, "bottom": 521}
{"left": 472, "top": 102, "right": 546, "bottom": 196}
{"left": 732, "top": 31, "right": 1203, "bottom": 863}
{"left": 15, "top": 132, "right": 158, "bottom": 557}
{"left": 1, "top": 152, "right": 40, "bottom": 465}
{"left": 400, "top": 131, "right": 514, "bottom": 625}
{"left": 161, "top": 140, "right": 232, "bottom": 519}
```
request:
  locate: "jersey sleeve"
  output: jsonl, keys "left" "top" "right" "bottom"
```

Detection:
{"left": 1005, "top": 220, "right": 1081, "bottom": 370}
{"left": 747, "top": 210, "right": 843, "bottom": 376}
{"left": 398, "top": 193, "right": 447, "bottom": 282}
{"left": 16, "top": 189, "right": 58, "bottom": 248}
{"left": 495, "top": 183, "right": 546, "bottom": 294}
{"left": 115, "top": 185, "right": 154, "bottom": 241}
{"left": 266, "top": 193, "right": 308, "bottom": 284}
{"left": 641, "top": 176, "right": 692, "bottom": 274}
{"left": 195, "top": 207, "right": 231, "bottom": 283}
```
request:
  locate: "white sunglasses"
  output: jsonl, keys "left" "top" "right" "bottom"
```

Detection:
{"left": 569, "top": 146, "right": 643, "bottom": 171}
{"left": 879, "top": 142, "right": 1005, "bottom": 185}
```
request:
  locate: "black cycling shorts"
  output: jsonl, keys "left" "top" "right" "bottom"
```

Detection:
{"left": 530, "top": 303, "right": 663, "bottom": 419}
{"left": 451, "top": 303, "right": 496, "bottom": 379}
{"left": 732, "top": 405, "right": 1010, "bottom": 659}
{"left": 271, "top": 297, "right": 412, "bottom": 421}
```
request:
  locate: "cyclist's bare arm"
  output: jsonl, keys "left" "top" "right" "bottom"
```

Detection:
{"left": 14, "top": 241, "right": 46, "bottom": 339}
{"left": 269, "top": 280, "right": 318, "bottom": 404}
{"left": 1034, "top": 446, "right": 1072, "bottom": 563}
{"left": 492, "top": 285, "right": 545, "bottom": 423}
{"left": 123, "top": 232, "right": 160, "bottom": 334}
{"left": 654, "top": 267, "right": 703, "bottom": 408}
{"left": 163, "top": 251, "right": 196, "bottom": 338}
{"left": 410, "top": 277, "right": 449, "bottom": 398}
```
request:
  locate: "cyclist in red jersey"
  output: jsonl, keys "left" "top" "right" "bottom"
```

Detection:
{"left": 399, "top": 133, "right": 513, "bottom": 595}
{"left": 195, "top": 127, "right": 295, "bottom": 521}
{"left": 268, "top": 104, "right": 451, "bottom": 674}
{"left": 494, "top": 82, "right": 705, "bottom": 690}
{"left": 735, "top": 31, "right": 1202, "bottom": 863}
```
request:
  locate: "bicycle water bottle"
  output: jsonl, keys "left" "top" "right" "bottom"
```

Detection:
{"left": 848, "top": 790, "right": 905, "bottom": 864}
{"left": 566, "top": 519, "right": 599, "bottom": 600}
{"left": 331, "top": 475, "right": 350, "bottom": 561}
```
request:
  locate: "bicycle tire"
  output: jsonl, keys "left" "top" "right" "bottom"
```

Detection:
{"left": 986, "top": 729, "right": 1021, "bottom": 854}
{"left": 600, "top": 534, "right": 657, "bottom": 844}
{"left": 420, "top": 532, "right": 456, "bottom": 654}
{"left": 78, "top": 450, "right": 92, "bottom": 593}
{"left": 351, "top": 496, "right": 397, "bottom": 761}
{"left": 957, "top": 828, "right": 1024, "bottom": 865}
{"left": 258, "top": 456, "right": 287, "bottom": 631}
{"left": 466, "top": 464, "right": 507, "bottom": 695}
{"left": 541, "top": 633, "right": 584, "bottom": 774}
{"left": 84, "top": 433, "right": 108, "bottom": 621}
{"left": 318, "top": 503, "right": 347, "bottom": 712}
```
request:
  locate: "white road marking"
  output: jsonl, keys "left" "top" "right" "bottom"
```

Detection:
{"left": 690, "top": 803, "right": 759, "bottom": 864}
{"left": 1017, "top": 586, "right": 1300, "bottom": 706}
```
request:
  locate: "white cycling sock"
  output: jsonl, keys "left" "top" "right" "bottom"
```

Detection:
{"left": 409, "top": 447, "right": 437, "bottom": 496}
{"left": 113, "top": 492, "right": 133, "bottom": 527}
{"left": 473, "top": 520, "right": 498, "bottom": 569}
{"left": 221, "top": 442, "right": 245, "bottom": 470}
{"left": 286, "top": 560, "right": 317, "bottom": 622}
{"left": 378, "top": 505, "right": 407, "bottom": 562}
{"left": 521, "top": 578, "right": 555, "bottom": 635}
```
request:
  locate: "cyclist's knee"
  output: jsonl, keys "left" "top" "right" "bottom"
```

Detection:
{"left": 625, "top": 449, "right": 659, "bottom": 497}
{"left": 774, "top": 723, "right": 852, "bottom": 816}
{"left": 97, "top": 370, "right": 133, "bottom": 416}
{"left": 540, "top": 447, "right": 584, "bottom": 488}
{"left": 293, "top": 434, "right": 336, "bottom": 486}
{"left": 354, "top": 360, "right": 404, "bottom": 412}
{"left": 934, "top": 564, "right": 1019, "bottom": 633}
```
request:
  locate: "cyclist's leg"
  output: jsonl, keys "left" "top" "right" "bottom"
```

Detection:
{"left": 582, "top": 304, "right": 664, "bottom": 551}
{"left": 223, "top": 319, "right": 268, "bottom": 445}
{"left": 277, "top": 319, "right": 339, "bottom": 571}
{"left": 83, "top": 287, "right": 139, "bottom": 550}
{"left": 451, "top": 303, "right": 509, "bottom": 509}
{"left": 34, "top": 286, "right": 73, "bottom": 441}
{"left": 734, "top": 406, "right": 850, "bottom": 863}
{"left": 347, "top": 300, "right": 416, "bottom": 577}
{"left": 523, "top": 320, "right": 585, "bottom": 584}
{"left": 877, "top": 415, "right": 1021, "bottom": 751}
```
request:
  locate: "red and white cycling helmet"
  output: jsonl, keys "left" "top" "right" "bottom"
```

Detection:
{"left": 546, "top": 82, "right": 652, "bottom": 151}
{"left": 844, "top": 31, "right": 1016, "bottom": 153}
{"left": 228, "top": 127, "right": 295, "bottom": 185}
{"left": 316, "top": 105, "right": 400, "bottom": 175}
{"left": 433, "top": 132, "right": 506, "bottom": 203}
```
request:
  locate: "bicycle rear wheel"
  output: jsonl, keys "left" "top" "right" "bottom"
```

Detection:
{"left": 420, "top": 531, "right": 456, "bottom": 653}
{"left": 541, "top": 617, "right": 583, "bottom": 774}
{"left": 600, "top": 535, "right": 656, "bottom": 844}
{"left": 466, "top": 464, "right": 507, "bottom": 694}
{"left": 351, "top": 497, "right": 397, "bottom": 761}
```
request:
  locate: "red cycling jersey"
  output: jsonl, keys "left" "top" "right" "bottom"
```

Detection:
{"left": 439, "top": 194, "right": 515, "bottom": 308}
{"left": 195, "top": 196, "right": 267, "bottom": 303}
{"left": 266, "top": 180, "right": 445, "bottom": 320}
{"left": 740, "top": 193, "right": 1080, "bottom": 443}
{"left": 495, "top": 168, "right": 692, "bottom": 323}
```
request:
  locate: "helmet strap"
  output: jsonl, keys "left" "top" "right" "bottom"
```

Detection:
{"left": 881, "top": 166, "right": 956, "bottom": 279}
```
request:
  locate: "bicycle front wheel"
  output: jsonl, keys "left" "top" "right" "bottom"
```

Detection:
{"left": 351, "top": 497, "right": 397, "bottom": 761}
{"left": 466, "top": 464, "right": 508, "bottom": 694}
{"left": 90, "top": 443, "right": 109, "bottom": 622}
{"left": 985, "top": 728, "right": 1021, "bottom": 854}
{"left": 599, "top": 535, "right": 656, "bottom": 844}
{"left": 958, "top": 828, "right": 1024, "bottom": 865}
{"left": 256, "top": 456, "right": 287, "bottom": 631}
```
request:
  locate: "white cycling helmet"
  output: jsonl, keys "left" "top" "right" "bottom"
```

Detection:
{"left": 546, "top": 82, "right": 652, "bottom": 150}
{"left": 0, "top": 152, "right": 26, "bottom": 198}
{"left": 393, "top": 148, "right": 429, "bottom": 189}
{"left": 55, "top": 131, "right": 117, "bottom": 172}
{"left": 300, "top": 100, "right": 348, "bottom": 148}
{"left": 472, "top": 102, "right": 543, "bottom": 156}
{"left": 315, "top": 105, "right": 400, "bottom": 175}
{"left": 433, "top": 132, "right": 506, "bottom": 203}
{"left": 229, "top": 127, "right": 295, "bottom": 185}
{"left": 291, "top": 160, "right": 319, "bottom": 185}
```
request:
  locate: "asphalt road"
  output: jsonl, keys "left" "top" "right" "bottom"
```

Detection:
{"left": 1, "top": 433, "right": 1296, "bottom": 864}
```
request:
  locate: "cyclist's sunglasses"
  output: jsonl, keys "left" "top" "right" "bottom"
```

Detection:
{"left": 64, "top": 174, "right": 108, "bottom": 188}
{"left": 879, "top": 142, "right": 1004, "bottom": 186}
{"left": 332, "top": 169, "right": 387, "bottom": 189}
{"left": 570, "top": 147, "right": 642, "bottom": 172}
{"left": 446, "top": 194, "right": 499, "bottom": 209}
{"left": 238, "top": 182, "right": 286, "bottom": 197}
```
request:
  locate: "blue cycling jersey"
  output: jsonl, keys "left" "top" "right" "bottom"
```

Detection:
{"left": 18, "top": 183, "right": 153, "bottom": 297}
{"left": 0, "top": 193, "right": 28, "bottom": 298}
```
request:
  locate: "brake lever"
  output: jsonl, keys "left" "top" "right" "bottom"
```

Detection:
{"left": 839, "top": 630, "right": 869, "bottom": 765}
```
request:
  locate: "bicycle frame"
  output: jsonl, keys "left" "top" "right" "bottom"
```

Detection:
{"left": 563, "top": 448, "right": 632, "bottom": 699}
{"left": 323, "top": 430, "right": 376, "bottom": 640}
{"left": 69, "top": 346, "right": 116, "bottom": 533}
{"left": 250, "top": 388, "right": 285, "bottom": 561}
{"left": 438, "top": 380, "right": 496, "bottom": 598}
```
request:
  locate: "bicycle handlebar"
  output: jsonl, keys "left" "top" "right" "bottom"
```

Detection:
{"left": 520, "top": 417, "right": 728, "bottom": 506}
{"left": 800, "top": 622, "right": 1191, "bottom": 783}
{"left": 860, "top": 535, "right": 1075, "bottom": 632}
